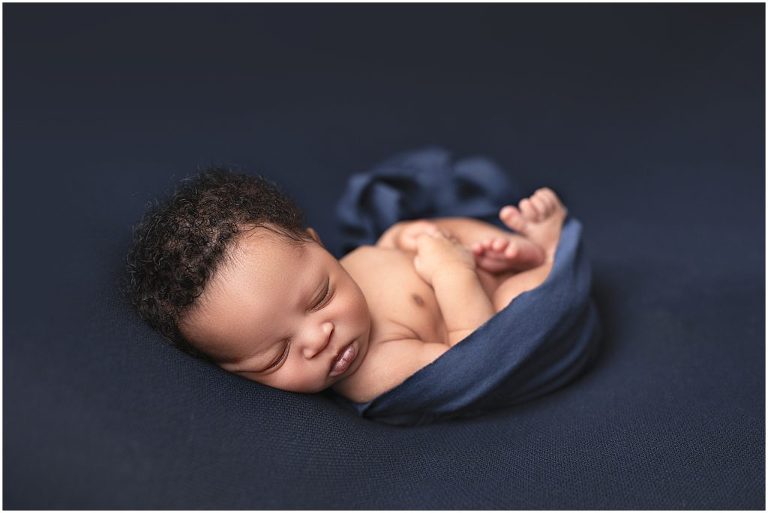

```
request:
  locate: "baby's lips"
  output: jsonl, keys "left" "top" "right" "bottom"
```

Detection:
{"left": 329, "top": 343, "right": 357, "bottom": 377}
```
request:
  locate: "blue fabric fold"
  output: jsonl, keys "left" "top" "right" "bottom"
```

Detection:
{"left": 332, "top": 147, "right": 600, "bottom": 426}
{"left": 335, "top": 147, "right": 521, "bottom": 255}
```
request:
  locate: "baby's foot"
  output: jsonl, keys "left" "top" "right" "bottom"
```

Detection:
{"left": 471, "top": 235, "right": 545, "bottom": 273}
{"left": 499, "top": 188, "right": 567, "bottom": 261}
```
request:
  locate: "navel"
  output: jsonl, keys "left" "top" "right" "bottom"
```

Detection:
{"left": 411, "top": 293, "right": 425, "bottom": 307}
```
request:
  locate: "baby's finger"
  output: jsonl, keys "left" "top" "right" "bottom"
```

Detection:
{"left": 439, "top": 228, "right": 460, "bottom": 242}
{"left": 427, "top": 229, "right": 448, "bottom": 240}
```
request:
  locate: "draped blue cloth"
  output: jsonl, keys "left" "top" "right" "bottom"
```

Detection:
{"left": 335, "top": 148, "right": 521, "bottom": 255}
{"left": 332, "top": 148, "right": 601, "bottom": 425}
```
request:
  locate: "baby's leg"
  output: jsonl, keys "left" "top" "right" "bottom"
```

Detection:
{"left": 471, "top": 236, "right": 544, "bottom": 274}
{"left": 425, "top": 218, "right": 546, "bottom": 273}
{"left": 499, "top": 188, "right": 567, "bottom": 261}
{"left": 491, "top": 188, "right": 567, "bottom": 310}
{"left": 491, "top": 263, "right": 553, "bottom": 310}
{"left": 379, "top": 217, "right": 545, "bottom": 273}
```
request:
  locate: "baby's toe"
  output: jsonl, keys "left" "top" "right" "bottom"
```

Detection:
{"left": 541, "top": 188, "right": 563, "bottom": 210}
{"left": 533, "top": 189, "right": 551, "bottom": 210}
{"left": 531, "top": 193, "right": 550, "bottom": 217}
{"left": 500, "top": 205, "right": 527, "bottom": 233}
{"left": 519, "top": 198, "right": 540, "bottom": 222}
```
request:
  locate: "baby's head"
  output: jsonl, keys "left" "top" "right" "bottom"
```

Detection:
{"left": 126, "top": 169, "right": 371, "bottom": 394}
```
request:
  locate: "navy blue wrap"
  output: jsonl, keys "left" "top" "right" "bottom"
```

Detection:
{"left": 333, "top": 148, "right": 601, "bottom": 425}
{"left": 336, "top": 147, "right": 522, "bottom": 254}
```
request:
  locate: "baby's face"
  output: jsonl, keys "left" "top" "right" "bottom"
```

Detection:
{"left": 180, "top": 227, "right": 371, "bottom": 394}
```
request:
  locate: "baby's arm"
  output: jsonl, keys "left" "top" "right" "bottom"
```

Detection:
{"left": 377, "top": 218, "right": 545, "bottom": 273}
{"left": 378, "top": 218, "right": 489, "bottom": 251}
{"left": 413, "top": 232, "right": 495, "bottom": 346}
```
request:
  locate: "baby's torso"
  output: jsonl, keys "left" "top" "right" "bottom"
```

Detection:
{"left": 337, "top": 246, "right": 450, "bottom": 401}
{"left": 340, "top": 245, "right": 448, "bottom": 346}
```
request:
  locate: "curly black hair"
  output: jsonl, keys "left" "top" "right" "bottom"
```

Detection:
{"left": 125, "top": 167, "right": 311, "bottom": 359}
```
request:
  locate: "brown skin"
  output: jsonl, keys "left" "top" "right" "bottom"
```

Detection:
{"left": 181, "top": 188, "right": 567, "bottom": 403}
{"left": 179, "top": 227, "right": 373, "bottom": 395}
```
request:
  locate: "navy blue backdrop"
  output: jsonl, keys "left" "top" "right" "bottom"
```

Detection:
{"left": 4, "top": 4, "right": 764, "bottom": 508}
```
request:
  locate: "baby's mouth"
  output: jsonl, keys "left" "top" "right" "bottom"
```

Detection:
{"left": 329, "top": 343, "right": 357, "bottom": 377}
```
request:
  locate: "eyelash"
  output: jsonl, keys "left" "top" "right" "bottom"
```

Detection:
{"left": 265, "top": 283, "right": 334, "bottom": 371}
{"left": 311, "top": 283, "right": 334, "bottom": 312}
{"left": 265, "top": 339, "right": 290, "bottom": 371}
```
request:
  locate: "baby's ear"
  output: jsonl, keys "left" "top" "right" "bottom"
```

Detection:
{"left": 306, "top": 227, "right": 323, "bottom": 245}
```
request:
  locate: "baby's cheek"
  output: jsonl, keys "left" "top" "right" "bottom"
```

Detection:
{"left": 351, "top": 288, "right": 371, "bottom": 323}
{"left": 269, "top": 365, "right": 327, "bottom": 393}
{"left": 339, "top": 277, "right": 366, "bottom": 312}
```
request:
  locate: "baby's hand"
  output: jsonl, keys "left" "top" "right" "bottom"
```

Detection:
{"left": 396, "top": 220, "right": 443, "bottom": 252}
{"left": 413, "top": 231, "right": 476, "bottom": 285}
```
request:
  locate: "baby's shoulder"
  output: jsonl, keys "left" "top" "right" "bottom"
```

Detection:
{"left": 339, "top": 244, "right": 409, "bottom": 271}
{"left": 341, "top": 244, "right": 398, "bottom": 259}
{"left": 338, "top": 337, "right": 450, "bottom": 403}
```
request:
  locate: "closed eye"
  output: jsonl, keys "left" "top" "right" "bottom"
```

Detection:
{"left": 310, "top": 279, "right": 333, "bottom": 312}
{"left": 262, "top": 339, "right": 290, "bottom": 372}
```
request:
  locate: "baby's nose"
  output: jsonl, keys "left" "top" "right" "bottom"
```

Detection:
{"left": 302, "top": 321, "right": 334, "bottom": 359}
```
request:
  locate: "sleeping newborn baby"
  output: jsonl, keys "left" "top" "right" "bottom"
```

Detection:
{"left": 126, "top": 169, "right": 567, "bottom": 403}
